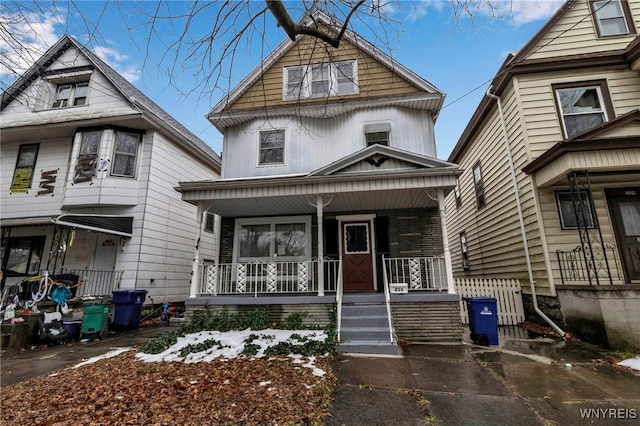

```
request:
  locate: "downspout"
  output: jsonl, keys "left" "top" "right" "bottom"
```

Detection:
{"left": 485, "top": 87, "right": 565, "bottom": 337}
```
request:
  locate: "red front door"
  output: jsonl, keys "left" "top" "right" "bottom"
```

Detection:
{"left": 341, "top": 222, "right": 374, "bottom": 291}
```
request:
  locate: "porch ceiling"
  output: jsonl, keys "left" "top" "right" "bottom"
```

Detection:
{"left": 178, "top": 170, "right": 459, "bottom": 217}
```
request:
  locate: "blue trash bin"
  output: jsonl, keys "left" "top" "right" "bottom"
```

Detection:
{"left": 465, "top": 297, "right": 499, "bottom": 346}
{"left": 112, "top": 290, "right": 147, "bottom": 330}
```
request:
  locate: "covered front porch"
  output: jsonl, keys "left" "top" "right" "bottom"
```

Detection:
{"left": 178, "top": 145, "right": 464, "bottom": 348}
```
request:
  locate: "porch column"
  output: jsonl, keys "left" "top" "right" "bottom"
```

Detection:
{"left": 437, "top": 189, "right": 456, "bottom": 294}
{"left": 189, "top": 204, "right": 205, "bottom": 298}
{"left": 316, "top": 195, "right": 325, "bottom": 296}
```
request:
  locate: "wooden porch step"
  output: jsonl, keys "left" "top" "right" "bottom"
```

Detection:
{"left": 339, "top": 296, "right": 397, "bottom": 355}
{"left": 337, "top": 340, "right": 400, "bottom": 356}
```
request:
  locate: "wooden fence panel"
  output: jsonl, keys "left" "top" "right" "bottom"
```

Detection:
{"left": 455, "top": 278, "right": 525, "bottom": 326}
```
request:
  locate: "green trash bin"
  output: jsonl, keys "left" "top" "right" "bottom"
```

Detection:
{"left": 81, "top": 301, "right": 110, "bottom": 338}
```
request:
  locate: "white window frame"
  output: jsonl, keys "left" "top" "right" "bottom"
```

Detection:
{"left": 258, "top": 130, "right": 285, "bottom": 166}
{"left": 283, "top": 60, "right": 358, "bottom": 100}
{"left": 232, "top": 216, "right": 312, "bottom": 264}
{"left": 592, "top": 0, "right": 631, "bottom": 37}
{"left": 110, "top": 131, "right": 141, "bottom": 178}
{"left": 52, "top": 81, "right": 90, "bottom": 108}
{"left": 555, "top": 85, "right": 608, "bottom": 139}
{"left": 364, "top": 122, "right": 391, "bottom": 147}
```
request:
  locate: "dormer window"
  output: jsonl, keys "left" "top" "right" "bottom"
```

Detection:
{"left": 52, "top": 81, "right": 89, "bottom": 108}
{"left": 283, "top": 60, "right": 358, "bottom": 100}
{"left": 591, "top": 0, "right": 636, "bottom": 37}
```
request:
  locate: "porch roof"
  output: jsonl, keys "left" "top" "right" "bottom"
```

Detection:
{"left": 177, "top": 167, "right": 460, "bottom": 217}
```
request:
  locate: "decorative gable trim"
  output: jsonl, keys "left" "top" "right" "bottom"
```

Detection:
{"left": 308, "top": 144, "right": 458, "bottom": 177}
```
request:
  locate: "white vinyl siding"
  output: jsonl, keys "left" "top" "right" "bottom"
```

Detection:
{"left": 222, "top": 107, "right": 436, "bottom": 178}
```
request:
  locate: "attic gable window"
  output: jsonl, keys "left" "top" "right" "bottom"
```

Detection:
{"left": 591, "top": 0, "right": 635, "bottom": 37}
{"left": 553, "top": 81, "right": 613, "bottom": 139}
{"left": 364, "top": 122, "right": 391, "bottom": 147}
{"left": 283, "top": 60, "right": 358, "bottom": 100}
{"left": 52, "top": 81, "right": 89, "bottom": 108}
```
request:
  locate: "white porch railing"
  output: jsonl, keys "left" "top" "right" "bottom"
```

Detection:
{"left": 383, "top": 256, "right": 448, "bottom": 291}
{"left": 197, "top": 258, "right": 341, "bottom": 296}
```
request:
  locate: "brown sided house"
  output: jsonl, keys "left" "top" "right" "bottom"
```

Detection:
{"left": 446, "top": 0, "right": 640, "bottom": 349}
{"left": 177, "top": 13, "right": 463, "bottom": 354}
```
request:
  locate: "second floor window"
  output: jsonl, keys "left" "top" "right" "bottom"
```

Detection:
{"left": 554, "top": 81, "right": 612, "bottom": 139}
{"left": 283, "top": 60, "right": 357, "bottom": 100}
{"left": 473, "top": 162, "right": 486, "bottom": 209}
{"left": 74, "top": 131, "right": 101, "bottom": 183}
{"left": 454, "top": 182, "right": 462, "bottom": 208}
{"left": 112, "top": 131, "right": 140, "bottom": 177}
{"left": 10, "top": 144, "right": 39, "bottom": 193}
{"left": 52, "top": 81, "right": 89, "bottom": 108}
{"left": 591, "top": 0, "right": 635, "bottom": 37}
{"left": 259, "top": 130, "right": 285, "bottom": 165}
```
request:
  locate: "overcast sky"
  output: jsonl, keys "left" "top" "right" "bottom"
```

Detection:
{"left": 0, "top": 0, "right": 565, "bottom": 158}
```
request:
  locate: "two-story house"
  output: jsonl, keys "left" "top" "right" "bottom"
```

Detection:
{"left": 446, "top": 0, "right": 640, "bottom": 349}
{"left": 177, "top": 13, "right": 463, "bottom": 354}
{"left": 1, "top": 35, "right": 221, "bottom": 305}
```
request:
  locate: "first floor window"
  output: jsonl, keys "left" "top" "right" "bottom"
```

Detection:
{"left": 204, "top": 212, "right": 216, "bottom": 233}
{"left": 111, "top": 131, "right": 140, "bottom": 177}
{"left": 3, "top": 236, "right": 45, "bottom": 276}
{"left": 460, "top": 232, "right": 469, "bottom": 271}
{"left": 235, "top": 216, "right": 310, "bottom": 262}
{"left": 556, "top": 191, "right": 595, "bottom": 229}
{"left": 259, "top": 130, "right": 285, "bottom": 165}
{"left": 10, "top": 144, "right": 39, "bottom": 193}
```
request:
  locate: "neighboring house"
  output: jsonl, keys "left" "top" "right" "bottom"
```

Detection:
{"left": 177, "top": 13, "right": 463, "bottom": 353}
{"left": 446, "top": 0, "right": 640, "bottom": 349}
{"left": 1, "top": 35, "right": 221, "bottom": 305}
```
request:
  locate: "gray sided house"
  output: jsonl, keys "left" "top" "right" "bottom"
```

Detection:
{"left": 1, "top": 35, "right": 221, "bottom": 305}
{"left": 177, "top": 13, "right": 463, "bottom": 354}
{"left": 446, "top": 0, "right": 640, "bottom": 349}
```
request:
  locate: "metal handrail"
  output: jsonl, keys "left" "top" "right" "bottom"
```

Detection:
{"left": 382, "top": 255, "right": 394, "bottom": 343}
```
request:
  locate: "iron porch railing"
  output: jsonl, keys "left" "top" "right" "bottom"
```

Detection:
{"left": 556, "top": 244, "right": 623, "bottom": 285}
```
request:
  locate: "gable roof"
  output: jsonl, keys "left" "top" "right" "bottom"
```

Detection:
{"left": 309, "top": 144, "right": 458, "bottom": 177}
{"left": 448, "top": 0, "right": 640, "bottom": 163}
{"left": 1, "top": 35, "right": 221, "bottom": 169}
{"left": 207, "top": 12, "right": 444, "bottom": 131}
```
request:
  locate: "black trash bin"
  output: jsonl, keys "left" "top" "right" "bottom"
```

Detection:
{"left": 111, "top": 290, "right": 148, "bottom": 330}
{"left": 464, "top": 297, "right": 499, "bottom": 346}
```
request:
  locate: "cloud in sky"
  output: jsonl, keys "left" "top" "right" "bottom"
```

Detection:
{"left": 0, "top": 6, "right": 140, "bottom": 85}
{"left": 406, "top": 0, "right": 564, "bottom": 25}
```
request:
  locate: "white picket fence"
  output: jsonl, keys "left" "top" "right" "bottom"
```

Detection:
{"left": 455, "top": 278, "right": 525, "bottom": 326}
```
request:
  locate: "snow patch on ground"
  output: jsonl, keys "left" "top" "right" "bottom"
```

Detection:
{"left": 617, "top": 357, "right": 640, "bottom": 371}
{"left": 72, "top": 347, "right": 133, "bottom": 369}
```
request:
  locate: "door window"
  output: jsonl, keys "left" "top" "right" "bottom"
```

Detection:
{"left": 344, "top": 223, "right": 369, "bottom": 254}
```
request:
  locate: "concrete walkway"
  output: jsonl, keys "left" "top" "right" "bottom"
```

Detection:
{"left": 1, "top": 325, "right": 638, "bottom": 425}
{"left": 326, "top": 331, "right": 640, "bottom": 426}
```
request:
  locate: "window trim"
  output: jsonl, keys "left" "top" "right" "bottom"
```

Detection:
{"left": 454, "top": 182, "right": 462, "bottom": 209}
{"left": 282, "top": 60, "right": 358, "bottom": 100}
{"left": 472, "top": 161, "right": 486, "bottom": 209}
{"left": 2, "top": 236, "right": 46, "bottom": 277}
{"left": 10, "top": 143, "right": 40, "bottom": 194}
{"left": 110, "top": 130, "right": 141, "bottom": 178}
{"left": 460, "top": 232, "right": 469, "bottom": 271}
{"left": 232, "top": 216, "right": 312, "bottom": 264}
{"left": 51, "top": 81, "right": 90, "bottom": 109}
{"left": 552, "top": 80, "right": 614, "bottom": 139}
{"left": 555, "top": 191, "right": 596, "bottom": 230}
{"left": 258, "top": 130, "right": 285, "bottom": 166}
{"left": 590, "top": 0, "right": 636, "bottom": 38}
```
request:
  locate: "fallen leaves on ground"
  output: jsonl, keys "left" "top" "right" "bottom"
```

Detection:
{"left": 1, "top": 351, "right": 336, "bottom": 425}
{"left": 518, "top": 321, "right": 578, "bottom": 341}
